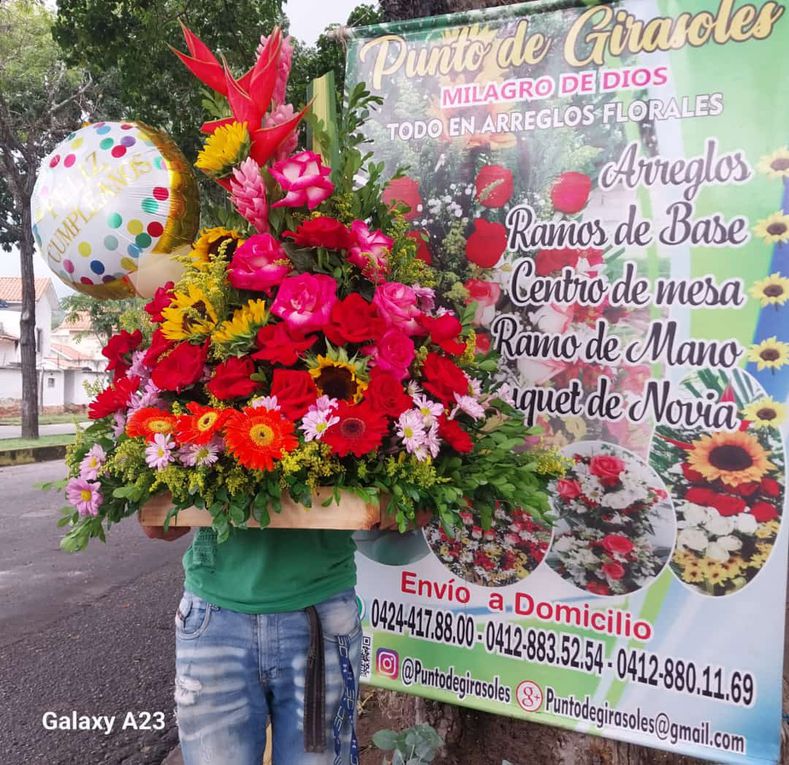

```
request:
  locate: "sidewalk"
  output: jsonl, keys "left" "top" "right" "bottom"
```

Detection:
{"left": 0, "top": 422, "right": 87, "bottom": 439}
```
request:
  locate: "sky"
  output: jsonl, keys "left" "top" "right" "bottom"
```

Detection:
{"left": 3, "top": 0, "right": 369, "bottom": 297}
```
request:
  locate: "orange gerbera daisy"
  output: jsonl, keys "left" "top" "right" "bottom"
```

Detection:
{"left": 687, "top": 430, "right": 775, "bottom": 488}
{"left": 224, "top": 407, "right": 297, "bottom": 471}
{"left": 126, "top": 407, "right": 177, "bottom": 442}
{"left": 176, "top": 402, "right": 231, "bottom": 445}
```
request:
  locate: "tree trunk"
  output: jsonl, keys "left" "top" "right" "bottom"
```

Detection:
{"left": 19, "top": 195, "right": 39, "bottom": 439}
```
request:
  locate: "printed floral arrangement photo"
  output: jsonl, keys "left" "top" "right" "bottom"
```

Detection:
{"left": 57, "top": 25, "right": 565, "bottom": 551}
{"left": 423, "top": 503, "right": 551, "bottom": 587}
{"left": 546, "top": 441, "right": 675, "bottom": 596}
{"left": 650, "top": 369, "right": 784, "bottom": 597}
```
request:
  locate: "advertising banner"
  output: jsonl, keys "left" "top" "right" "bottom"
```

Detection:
{"left": 345, "top": 1, "right": 789, "bottom": 762}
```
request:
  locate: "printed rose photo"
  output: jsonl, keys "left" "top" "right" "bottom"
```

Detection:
{"left": 546, "top": 441, "right": 675, "bottom": 596}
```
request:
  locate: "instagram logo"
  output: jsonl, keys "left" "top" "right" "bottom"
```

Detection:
{"left": 376, "top": 648, "right": 399, "bottom": 679}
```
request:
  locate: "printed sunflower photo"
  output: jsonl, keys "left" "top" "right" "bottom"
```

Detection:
{"left": 747, "top": 336, "right": 789, "bottom": 371}
{"left": 650, "top": 369, "right": 784, "bottom": 597}
{"left": 753, "top": 212, "right": 789, "bottom": 244}
{"left": 749, "top": 273, "right": 789, "bottom": 307}
{"left": 757, "top": 147, "right": 789, "bottom": 179}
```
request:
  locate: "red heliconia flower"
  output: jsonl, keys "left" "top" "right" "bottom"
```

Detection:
{"left": 172, "top": 24, "right": 306, "bottom": 167}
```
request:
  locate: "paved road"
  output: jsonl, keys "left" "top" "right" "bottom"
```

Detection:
{"left": 0, "top": 422, "right": 88, "bottom": 439}
{"left": 0, "top": 461, "right": 192, "bottom": 765}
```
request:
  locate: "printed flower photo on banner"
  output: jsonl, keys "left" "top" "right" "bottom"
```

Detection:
{"left": 423, "top": 503, "right": 551, "bottom": 587}
{"left": 546, "top": 441, "right": 675, "bottom": 596}
{"left": 649, "top": 369, "right": 785, "bottom": 597}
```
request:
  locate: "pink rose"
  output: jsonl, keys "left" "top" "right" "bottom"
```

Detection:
{"left": 271, "top": 273, "right": 337, "bottom": 333}
{"left": 270, "top": 150, "right": 334, "bottom": 210}
{"left": 347, "top": 221, "right": 392, "bottom": 283}
{"left": 228, "top": 234, "right": 291, "bottom": 294}
{"left": 365, "top": 329, "right": 415, "bottom": 380}
{"left": 372, "top": 282, "right": 423, "bottom": 336}
{"left": 464, "top": 278, "right": 501, "bottom": 326}
{"left": 556, "top": 478, "right": 582, "bottom": 501}
{"left": 601, "top": 562, "right": 625, "bottom": 581}
{"left": 589, "top": 454, "right": 626, "bottom": 486}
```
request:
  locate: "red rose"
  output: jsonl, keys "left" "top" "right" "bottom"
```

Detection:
{"left": 252, "top": 323, "right": 316, "bottom": 366}
{"left": 534, "top": 248, "right": 580, "bottom": 276}
{"left": 587, "top": 582, "right": 611, "bottom": 596}
{"left": 601, "top": 534, "right": 634, "bottom": 556}
{"left": 366, "top": 329, "right": 415, "bottom": 381}
{"left": 365, "top": 369, "right": 413, "bottom": 417}
{"left": 418, "top": 313, "right": 466, "bottom": 356}
{"left": 589, "top": 455, "right": 626, "bottom": 486}
{"left": 421, "top": 352, "right": 469, "bottom": 403}
{"left": 684, "top": 487, "right": 746, "bottom": 517}
{"left": 550, "top": 171, "right": 592, "bottom": 214}
{"left": 681, "top": 462, "right": 705, "bottom": 483}
{"left": 382, "top": 177, "right": 422, "bottom": 221}
{"left": 734, "top": 481, "right": 760, "bottom": 497}
{"left": 475, "top": 332, "right": 491, "bottom": 354}
{"left": 270, "top": 369, "right": 317, "bottom": 419}
{"left": 761, "top": 477, "right": 781, "bottom": 497}
{"left": 475, "top": 165, "right": 514, "bottom": 208}
{"left": 407, "top": 230, "right": 432, "bottom": 265}
{"left": 206, "top": 356, "right": 261, "bottom": 400}
{"left": 602, "top": 562, "right": 625, "bottom": 581}
{"left": 464, "top": 278, "right": 501, "bottom": 307}
{"left": 324, "top": 294, "right": 385, "bottom": 346}
{"left": 102, "top": 329, "right": 142, "bottom": 380}
{"left": 144, "top": 281, "right": 174, "bottom": 322}
{"left": 581, "top": 248, "right": 605, "bottom": 267}
{"left": 88, "top": 375, "right": 140, "bottom": 419}
{"left": 283, "top": 216, "right": 352, "bottom": 250}
{"left": 152, "top": 341, "right": 208, "bottom": 392}
{"left": 556, "top": 478, "right": 582, "bottom": 501}
{"left": 465, "top": 218, "right": 507, "bottom": 269}
{"left": 751, "top": 501, "right": 779, "bottom": 523}
{"left": 438, "top": 415, "right": 473, "bottom": 453}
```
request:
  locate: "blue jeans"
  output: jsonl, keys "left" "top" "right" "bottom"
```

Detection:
{"left": 174, "top": 588, "right": 362, "bottom": 765}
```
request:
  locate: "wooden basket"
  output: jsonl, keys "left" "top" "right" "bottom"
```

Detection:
{"left": 138, "top": 488, "right": 381, "bottom": 530}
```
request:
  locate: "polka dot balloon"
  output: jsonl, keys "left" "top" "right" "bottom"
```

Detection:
{"left": 31, "top": 121, "right": 200, "bottom": 300}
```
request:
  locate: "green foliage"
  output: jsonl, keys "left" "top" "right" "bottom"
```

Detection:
{"left": 373, "top": 724, "right": 444, "bottom": 765}
{"left": 60, "top": 293, "right": 146, "bottom": 346}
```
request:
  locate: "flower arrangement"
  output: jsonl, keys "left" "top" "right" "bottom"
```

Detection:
{"left": 652, "top": 370, "right": 784, "bottom": 596}
{"left": 546, "top": 443, "right": 673, "bottom": 596}
{"left": 58, "top": 26, "right": 563, "bottom": 551}
{"left": 424, "top": 503, "right": 551, "bottom": 587}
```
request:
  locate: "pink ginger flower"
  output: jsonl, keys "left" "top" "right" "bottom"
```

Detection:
{"left": 230, "top": 158, "right": 269, "bottom": 234}
{"left": 264, "top": 104, "right": 299, "bottom": 163}
{"left": 66, "top": 477, "right": 103, "bottom": 517}
{"left": 347, "top": 221, "right": 392, "bottom": 283}
{"left": 257, "top": 32, "right": 293, "bottom": 106}
{"left": 270, "top": 150, "right": 334, "bottom": 210}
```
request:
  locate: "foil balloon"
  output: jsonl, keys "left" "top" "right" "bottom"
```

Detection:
{"left": 31, "top": 121, "right": 200, "bottom": 300}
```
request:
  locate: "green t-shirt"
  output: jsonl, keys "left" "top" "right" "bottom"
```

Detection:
{"left": 183, "top": 527, "right": 357, "bottom": 613}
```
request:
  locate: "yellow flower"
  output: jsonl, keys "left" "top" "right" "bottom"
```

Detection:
{"left": 672, "top": 551, "right": 705, "bottom": 584}
{"left": 687, "top": 430, "right": 775, "bottom": 488}
{"left": 757, "top": 147, "right": 789, "bottom": 180}
{"left": 741, "top": 396, "right": 787, "bottom": 429}
{"left": 749, "top": 273, "right": 789, "bottom": 307}
{"left": 160, "top": 285, "right": 218, "bottom": 341}
{"left": 748, "top": 543, "right": 773, "bottom": 569}
{"left": 756, "top": 520, "right": 780, "bottom": 539}
{"left": 212, "top": 299, "right": 268, "bottom": 352}
{"left": 195, "top": 121, "right": 250, "bottom": 178}
{"left": 753, "top": 212, "right": 789, "bottom": 244}
{"left": 747, "top": 337, "right": 789, "bottom": 371}
{"left": 308, "top": 350, "right": 368, "bottom": 402}
{"left": 190, "top": 227, "right": 244, "bottom": 270}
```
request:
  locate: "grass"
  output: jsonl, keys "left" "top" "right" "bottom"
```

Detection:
{"left": 0, "top": 413, "right": 85, "bottom": 426}
{"left": 0, "top": 434, "right": 74, "bottom": 451}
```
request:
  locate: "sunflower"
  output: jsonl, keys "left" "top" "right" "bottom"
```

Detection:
{"left": 224, "top": 407, "right": 298, "bottom": 471}
{"left": 195, "top": 121, "right": 250, "bottom": 178}
{"left": 687, "top": 430, "right": 775, "bottom": 488}
{"left": 190, "top": 228, "right": 244, "bottom": 270}
{"left": 757, "top": 147, "right": 789, "bottom": 180}
{"left": 126, "top": 407, "right": 177, "bottom": 442}
{"left": 212, "top": 299, "right": 268, "bottom": 354}
{"left": 753, "top": 212, "right": 789, "bottom": 244}
{"left": 160, "top": 284, "right": 218, "bottom": 341}
{"left": 308, "top": 349, "right": 368, "bottom": 402}
{"left": 749, "top": 273, "right": 789, "bottom": 307}
{"left": 747, "top": 337, "right": 789, "bottom": 371}
{"left": 672, "top": 551, "right": 705, "bottom": 584}
{"left": 741, "top": 396, "right": 787, "bottom": 429}
{"left": 176, "top": 402, "right": 231, "bottom": 445}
